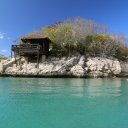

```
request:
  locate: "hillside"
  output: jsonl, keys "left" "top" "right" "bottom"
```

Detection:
{"left": 43, "top": 17, "right": 128, "bottom": 61}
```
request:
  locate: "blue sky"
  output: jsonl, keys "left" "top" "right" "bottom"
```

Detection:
{"left": 0, "top": 0, "right": 128, "bottom": 57}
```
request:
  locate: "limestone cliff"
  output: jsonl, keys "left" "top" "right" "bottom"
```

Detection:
{"left": 1, "top": 56, "right": 127, "bottom": 78}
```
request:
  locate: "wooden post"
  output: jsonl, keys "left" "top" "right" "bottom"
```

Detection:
{"left": 11, "top": 51, "right": 12, "bottom": 58}
{"left": 11, "top": 45, "right": 13, "bottom": 58}
{"left": 27, "top": 57, "right": 29, "bottom": 64}
{"left": 14, "top": 52, "right": 16, "bottom": 65}
{"left": 41, "top": 55, "right": 46, "bottom": 62}
{"left": 36, "top": 51, "right": 39, "bottom": 68}
{"left": 19, "top": 52, "right": 22, "bottom": 69}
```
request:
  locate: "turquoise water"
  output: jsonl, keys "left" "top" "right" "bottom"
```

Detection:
{"left": 0, "top": 78, "right": 128, "bottom": 128}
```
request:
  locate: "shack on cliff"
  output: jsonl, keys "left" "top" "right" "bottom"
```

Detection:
{"left": 11, "top": 33, "right": 51, "bottom": 65}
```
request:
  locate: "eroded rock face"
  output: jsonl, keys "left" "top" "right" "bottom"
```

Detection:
{"left": 85, "top": 57, "right": 121, "bottom": 77}
{"left": 2, "top": 56, "right": 126, "bottom": 78}
{"left": 71, "top": 65, "right": 85, "bottom": 77}
{"left": 70, "top": 56, "right": 85, "bottom": 77}
{"left": 119, "top": 62, "right": 128, "bottom": 77}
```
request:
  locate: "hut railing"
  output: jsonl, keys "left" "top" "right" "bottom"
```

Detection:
{"left": 12, "top": 44, "right": 41, "bottom": 54}
{"left": 11, "top": 44, "right": 42, "bottom": 67}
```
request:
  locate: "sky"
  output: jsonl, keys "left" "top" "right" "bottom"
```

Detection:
{"left": 0, "top": 0, "right": 128, "bottom": 57}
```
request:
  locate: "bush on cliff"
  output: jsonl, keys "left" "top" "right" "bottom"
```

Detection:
{"left": 0, "top": 55, "right": 7, "bottom": 61}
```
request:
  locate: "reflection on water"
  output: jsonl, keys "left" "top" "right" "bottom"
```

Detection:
{"left": 87, "top": 78, "right": 122, "bottom": 97}
{"left": 0, "top": 78, "right": 127, "bottom": 98}
{"left": 0, "top": 77, "right": 128, "bottom": 128}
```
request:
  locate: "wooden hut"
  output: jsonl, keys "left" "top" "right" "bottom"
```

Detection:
{"left": 11, "top": 33, "right": 51, "bottom": 65}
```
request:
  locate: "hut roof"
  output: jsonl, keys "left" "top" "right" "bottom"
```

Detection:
{"left": 21, "top": 33, "right": 47, "bottom": 40}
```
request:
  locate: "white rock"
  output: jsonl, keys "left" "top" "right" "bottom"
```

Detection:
{"left": 85, "top": 57, "right": 121, "bottom": 77}
{"left": 78, "top": 56, "right": 85, "bottom": 66}
{"left": 70, "top": 65, "right": 85, "bottom": 77}
{"left": 2, "top": 56, "right": 125, "bottom": 77}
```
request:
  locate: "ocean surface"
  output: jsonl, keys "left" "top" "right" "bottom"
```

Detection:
{"left": 0, "top": 77, "right": 128, "bottom": 128}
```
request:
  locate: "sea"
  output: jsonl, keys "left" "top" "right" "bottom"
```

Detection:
{"left": 0, "top": 77, "right": 128, "bottom": 128}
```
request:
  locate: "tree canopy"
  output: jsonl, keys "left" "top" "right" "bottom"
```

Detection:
{"left": 43, "top": 18, "right": 128, "bottom": 60}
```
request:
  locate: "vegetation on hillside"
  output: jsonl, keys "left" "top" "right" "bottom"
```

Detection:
{"left": 0, "top": 55, "right": 6, "bottom": 61}
{"left": 44, "top": 17, "right": 128, "bottom": 61}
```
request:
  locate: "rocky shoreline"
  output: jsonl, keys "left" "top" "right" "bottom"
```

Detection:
{"left": 0, "top": 56, "right": 128, "bottom": 78}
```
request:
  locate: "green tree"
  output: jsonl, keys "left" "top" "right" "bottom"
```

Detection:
{"left": 43, "top": 17, "right": 128, "bottom": 60}
{"left": 44, "top": 24, "right": 77, "bottom": 57}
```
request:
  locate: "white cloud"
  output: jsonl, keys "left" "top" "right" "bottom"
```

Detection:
{"left": 0, "top": 32, "right": 5, "bottom": 40}
{"left": 1, "top": 49, "right": 7, "bottom": 53}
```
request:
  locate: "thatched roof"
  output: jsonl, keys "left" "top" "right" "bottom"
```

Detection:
{"left": 21, "top": 33, "right": 47, "bottom": 40}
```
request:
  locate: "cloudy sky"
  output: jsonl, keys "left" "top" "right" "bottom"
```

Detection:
{"left": 0, "top": 0, "right": 128, "bottom": 56}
